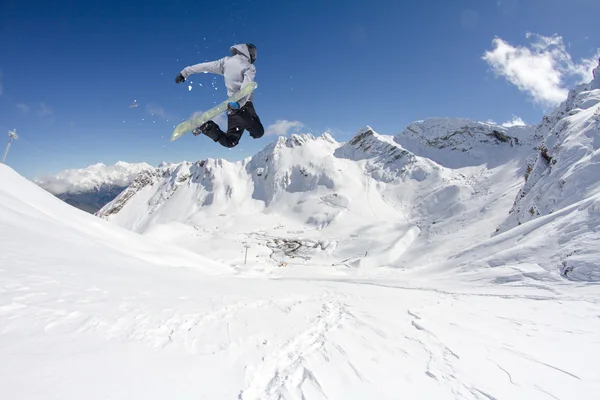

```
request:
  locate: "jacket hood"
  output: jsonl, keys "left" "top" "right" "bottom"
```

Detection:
{"left": 230, "top": 44, "right": 253, "bottom": 63}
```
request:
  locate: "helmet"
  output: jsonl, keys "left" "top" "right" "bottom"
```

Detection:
{"left": 246, "top": 43, "right": 257, "bottom": 64}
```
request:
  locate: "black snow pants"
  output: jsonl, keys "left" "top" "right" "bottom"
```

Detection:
{"left": 200, "top": 101, "right": 264, "bottom": 148}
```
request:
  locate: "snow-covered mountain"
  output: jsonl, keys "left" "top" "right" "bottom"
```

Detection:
{"left": 97, "top": 76, "right": 600, "bottom": 284}
{"left": 36, "top": 161, "right": 153, "bottom": 213}
{"left": 394, "top": 118, "right": 535, "bottom": 168}
{"left": 491, "top": 78, "right": 600, "bottom": 281}
{"left": 97, "top": 121, "right": 532, "bottom": 272}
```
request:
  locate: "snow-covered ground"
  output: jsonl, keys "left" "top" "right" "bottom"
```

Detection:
{"left": 3, "top": 80, "right": 600, "bottom": 399}
{"left": 2, "top": 163, "right": 599, "bottom": 399}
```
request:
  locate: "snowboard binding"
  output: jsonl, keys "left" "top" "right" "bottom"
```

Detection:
{"left": 193, "top": 121, "right": 213, "bottom": 136}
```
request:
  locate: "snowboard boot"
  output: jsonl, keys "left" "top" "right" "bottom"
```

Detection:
{"left": 192, "top": 121, "right": 212, "bottom": 136}
{"left": 192, "top": 121, "right": 214, "bottom": 136}
{"left": 193, "top": 120, "right": 221, "bottom": 142}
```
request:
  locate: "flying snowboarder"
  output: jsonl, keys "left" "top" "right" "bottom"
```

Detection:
{"left": 175, "top": 43, "right": 264, "bottom": 148}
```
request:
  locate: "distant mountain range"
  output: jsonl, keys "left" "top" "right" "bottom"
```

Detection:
{"left": 35, "top": 161, "right": 153, "bottom": 213}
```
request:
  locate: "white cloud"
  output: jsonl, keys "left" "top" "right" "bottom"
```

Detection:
{"left": 39, "top": 102, "right": 53, "bottom": 116}
{"left": 501, "top": 116, "right": 527, "bottom": 127}
{"left": 483, "top": 33, "right": 600, "bottom": 107}
{"left": 16, "top": 103, "right": 30, "bottom": 114}
{"left": 265, "top": 120, "right": 304, "bottom": 136}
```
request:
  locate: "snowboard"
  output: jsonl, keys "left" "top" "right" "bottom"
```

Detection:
{"left": 170, "top": 81, "right": 258, "bottom": 142}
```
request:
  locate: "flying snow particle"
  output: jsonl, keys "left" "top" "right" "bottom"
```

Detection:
{"left": 188, "top": 85, "right": 193, "bottom": 91}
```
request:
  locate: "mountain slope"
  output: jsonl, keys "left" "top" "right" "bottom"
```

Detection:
{"left": 457, "top": 80, "right": 600, "bottom": 282}
{"left": 2, "top": 163, "right": 600, "bottom": 399}
{"left": 36, "top": 161, "right": 153, "bottom": 213}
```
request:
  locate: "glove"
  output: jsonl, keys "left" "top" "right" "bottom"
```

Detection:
{"left": 175, "top": 73, "right": 185, "bottom": 84}
{"left": 227, "top": 101, "right": 240, "bottom": 114}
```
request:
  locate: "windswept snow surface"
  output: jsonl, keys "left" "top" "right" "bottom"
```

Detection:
{"left": 2, "top": 157, "right": 600, "bottom": 398}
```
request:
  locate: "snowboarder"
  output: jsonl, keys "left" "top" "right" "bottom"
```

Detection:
{"left": 175, "top": 43, "right": 264, "bottom": 148}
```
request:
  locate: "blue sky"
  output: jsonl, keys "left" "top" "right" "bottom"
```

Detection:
{"left": 1, "top": 0, "right": 599, "bottom": 179}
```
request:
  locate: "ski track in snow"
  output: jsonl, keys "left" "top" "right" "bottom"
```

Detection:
{"left": 238, "top": 291, "right": 346, "bottom": 400}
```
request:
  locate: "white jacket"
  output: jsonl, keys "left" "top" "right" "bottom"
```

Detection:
{"left": 180, "top": 44, "right": 256, "bottom": 106}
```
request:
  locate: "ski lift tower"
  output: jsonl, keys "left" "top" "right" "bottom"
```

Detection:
{"left": 2, "top": 130, "right": 18, "bottom": 164}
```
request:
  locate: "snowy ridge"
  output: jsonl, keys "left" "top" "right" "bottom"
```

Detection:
{"left": 395, "top": 118, "right": 535, "bottom": 168}
{"left": 335, "top": 126, "right": 418, "bottom": 181}
{"left": 245, "top": 133, "right": 341, "bottom": 206}
{"left": 492, "top": 78, "right": 600, "bottom": 281}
